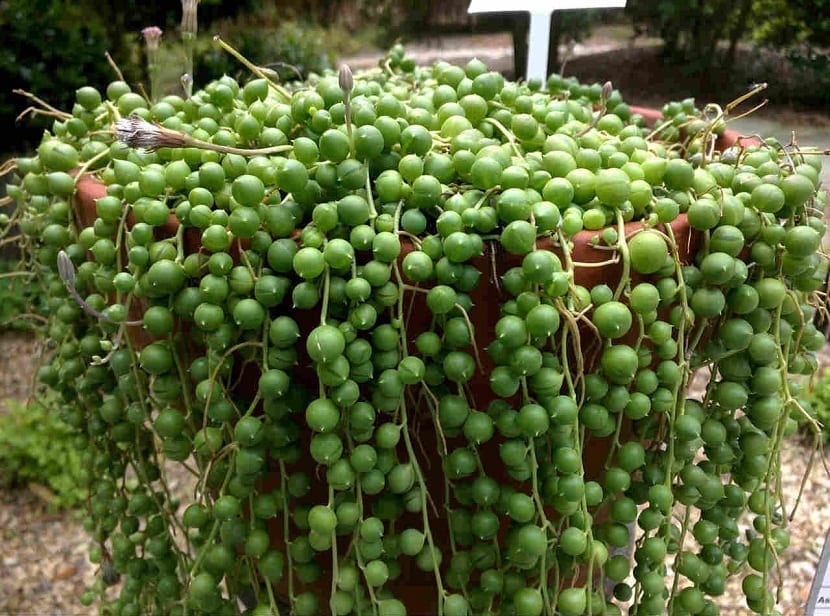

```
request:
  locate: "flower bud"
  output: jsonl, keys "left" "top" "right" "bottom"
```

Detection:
{"left": 57, "top": 250, "right": 76, "bottom": 287}
{"left": 339, "top": 64, "right": 354, "bottom": 96}
{"left": 141, "top": 26, "right": 163, "bottom": 53}
{"left": 180, "top": 73, "right": 193, "bottom": 97}
{"left": 601, "top": 81, "right": 613, "bottom": 103}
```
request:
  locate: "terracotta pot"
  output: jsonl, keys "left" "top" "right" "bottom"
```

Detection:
{"left": 73, "top": 174, "right": 181, "bottom": 349}
{"left": 629, "top": 105, "right": 761, "bottom": 151}
{"left": 72, "top": 108, "right": 748, "bottom": 614}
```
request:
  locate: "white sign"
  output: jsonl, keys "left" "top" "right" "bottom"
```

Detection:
{"left": 468, "top": 0, "right": 627, "bottom": 84}
{"left": 468, "top": 0, "right": 626, "bottom": 11}
{"left": 807, "top": 528, "right": 830, "bottom": 615}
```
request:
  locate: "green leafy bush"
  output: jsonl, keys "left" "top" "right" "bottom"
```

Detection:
{"left": 0, "top": 0, "right": 113, "bottom": 151}
{"left": 626, "top": 0, "right": 755, "bottom": 74}
{"left": 752, "top": 0, "right": 830, "bottom": 106}
{"left": 0, "top": 0, "right": 254, "bottom": 153}
{"left": 752, "top": 0, "right": 830, "bottom": 48}
{"left": 0, "top": 397, "right": 86, "bottom": 508}
{"left": 0, "top": 258, "right": 50, "bottom": 329}
{"left": 784, "top": 48, "right": 830, "bottom": 105}
{"left": 745, "top": 46, "right": 830, "bottom": 107}
{"left": 626, "top": 0, "right": 830, "bottom": 105}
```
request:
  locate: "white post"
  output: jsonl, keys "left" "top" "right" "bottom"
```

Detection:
{"left": 468, "top": 1, "right": 627, "bottom": 86}
{"left": 526, "top": 12, "right": 553, "bottom": 84}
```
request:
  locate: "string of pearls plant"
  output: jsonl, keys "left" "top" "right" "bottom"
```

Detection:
{"left": 3, "top": 33, "right": 829, "bottom": 616}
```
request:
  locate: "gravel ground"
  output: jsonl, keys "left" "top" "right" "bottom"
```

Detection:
{"left": 0, "top": 331, "right": 98, "bottom": 616}
{"left": 0, "top": 331, "right": 44, "bottom": 402}
{"left": 727, "top": 435, "right": 830, "bottom": 613}
{"left": 0, "top": 489, "right": 97, "bottom": 616}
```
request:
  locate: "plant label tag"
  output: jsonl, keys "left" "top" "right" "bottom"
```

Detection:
{"left": 468, "top": 0, "right": 626, "bottom": 12}
{"left": 807, "top": 527, "right": 830, "bottom": 615}
{"left": 467, "top": 1, "right": 626, "bottom": 83}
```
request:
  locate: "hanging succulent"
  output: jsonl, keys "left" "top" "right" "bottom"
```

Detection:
{"left": 3, "top": 33, "right": 829, "bottom": 616}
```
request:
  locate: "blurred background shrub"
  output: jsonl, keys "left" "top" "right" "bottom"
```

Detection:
{"left": 0, "top": 397, "right": 86, "bottom": 508}
{"left": 0, "top": 0, "right": 253, "bottom": 153}
{"left": 2, "top": 0, "right": 829, "bottom": 155}
{"left": 0, "top": 259, "right": 49, "bottom": 328}
{"left": 626, "top": 0, "right": 830, "bottom": 104}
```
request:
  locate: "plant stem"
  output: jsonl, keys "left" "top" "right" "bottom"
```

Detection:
{"left": 213, "top": 36, "right": 291, "bottom": 102}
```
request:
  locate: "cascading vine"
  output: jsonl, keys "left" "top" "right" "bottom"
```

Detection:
{"left": 4, "top": 41, "right": 829, "bottom": 616}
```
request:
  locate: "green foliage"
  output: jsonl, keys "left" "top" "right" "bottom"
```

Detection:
{"left": 197, "top": 19, "right": 340, "bottom": 83}
{"left": 0, "top": 0, "right": 114, "bottom": 150}
{"left": 0, "top": 259, "right": 50, "bottom": 330}
{"left": 0, "top": 0, "right": 254, "bottom": 152}
{"left": 784, "top": 49, "right": 830, "bottom": 105}
{"left": 0, "top": 397, "right": 86, "bottom": 508}
{"left": 743, "top": 45, "right": 830, "bottom": 107}
{"left": 751, "top": 0, "right": 830, "bottom": 105}
{"left": 627, "top": 0, "right": 755, "bottom": 72}
{"left": 6, "top": 45, "right": 828, "bottom": 612}
{"left": 626, "top": 0, "right": 830, "bottom": 105}
{"left": 752, "top": 0, "right": 830, "bottom": 48}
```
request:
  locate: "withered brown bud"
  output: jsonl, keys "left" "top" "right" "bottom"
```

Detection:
{"left": 181, "top": 0, "right": 200, "bottom": 37}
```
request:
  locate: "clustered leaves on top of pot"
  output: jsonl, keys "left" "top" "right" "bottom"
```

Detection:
{"left": 4, "top": 40, "right": 829, "bottom": 616}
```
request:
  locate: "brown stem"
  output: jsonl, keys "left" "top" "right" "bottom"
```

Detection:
{"left": 104, "top": 51, "right": 126, "bottom": 82}
{"left": 13, "top": 89, "right": 72, "bottom": 120}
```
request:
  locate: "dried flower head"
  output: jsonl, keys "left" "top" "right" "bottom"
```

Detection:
{"left": 339, "top": 64, "right": 354, "bottom": 96}
{"left": 57, "top": 250, "right": 76, "bottom": 287}
{"left": 181, "top": 0, "right": 200, "bottom": 36}
{"left": 141, "top": 26, "right": 163, "bottom": 53}
{"left": 114, "top": 115, "right": 187, "bottom": 151}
